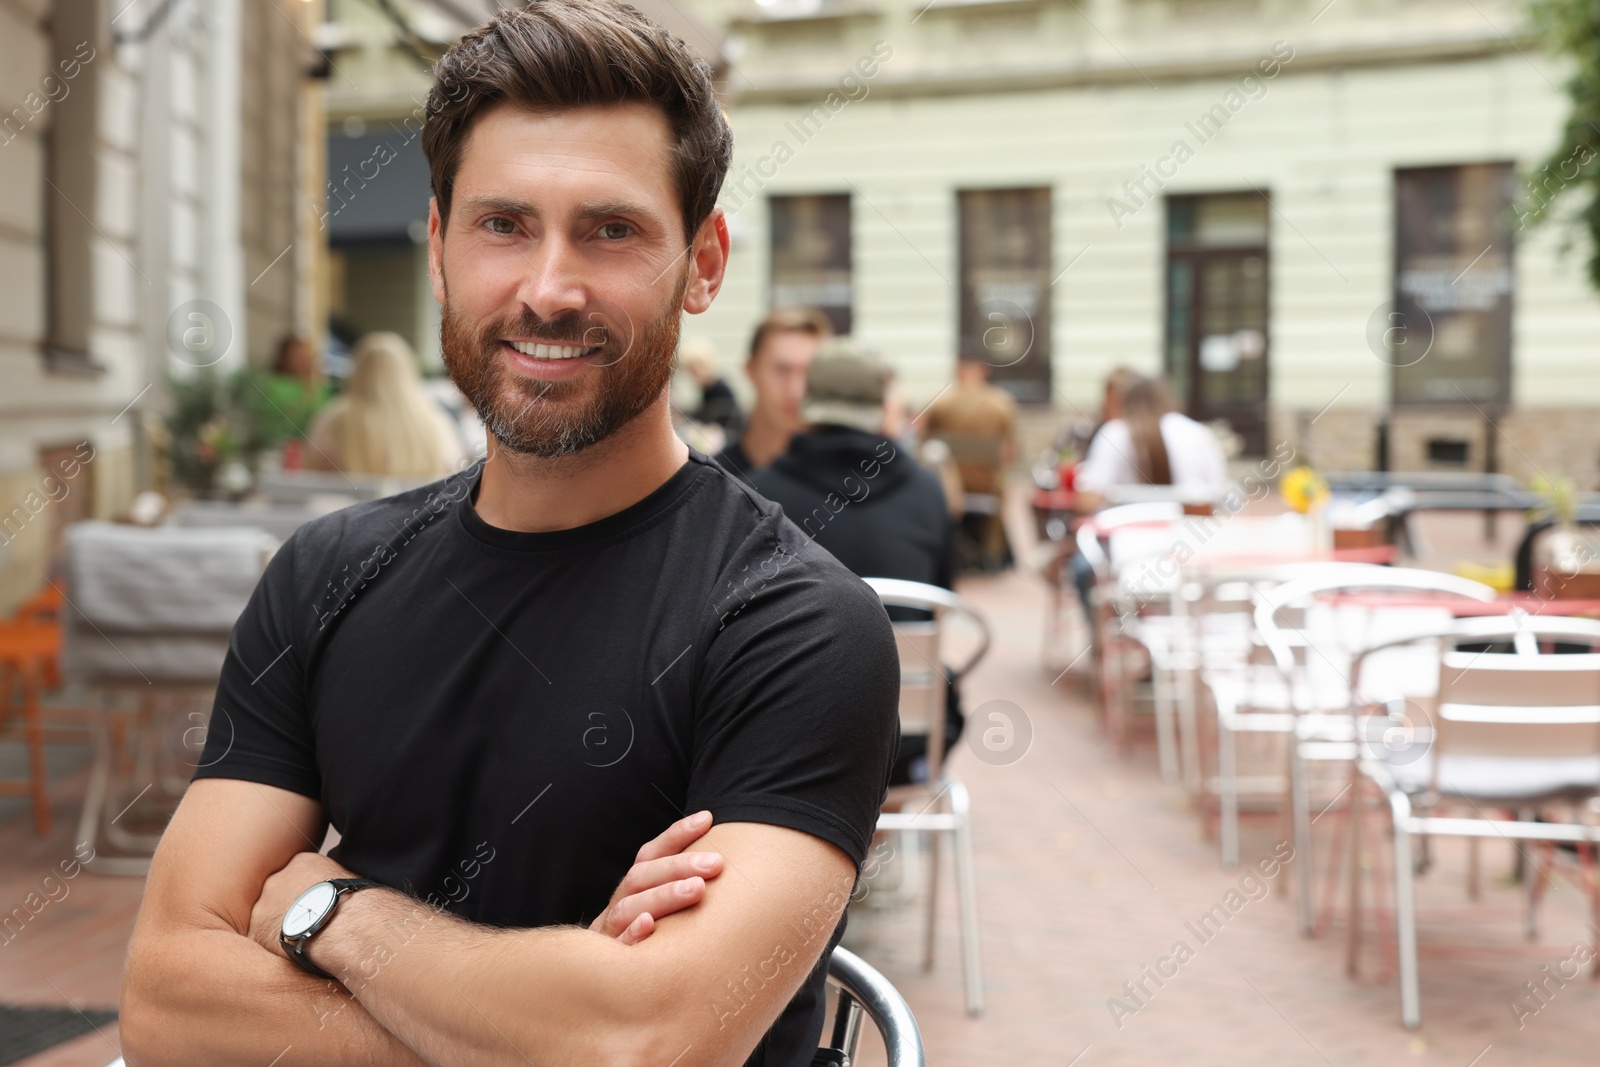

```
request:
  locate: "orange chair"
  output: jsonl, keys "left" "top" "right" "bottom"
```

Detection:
{"left": 0, "top": 614, "right": 61, "bottom": 834}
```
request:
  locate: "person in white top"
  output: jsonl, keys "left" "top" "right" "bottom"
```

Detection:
{"left": 1074, "top": 375, "right": 1227, "bottom": 500}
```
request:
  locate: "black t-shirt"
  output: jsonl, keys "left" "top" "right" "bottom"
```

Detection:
{"left": 195, "top": 452, "right": 900, "bottom": 1067}
{"left": 713, "top": 439, "right": 756, "bottom": 483}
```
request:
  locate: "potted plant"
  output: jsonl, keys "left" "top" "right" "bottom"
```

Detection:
{"left": 163, "top": 369, "right": 276, "bottom": 500}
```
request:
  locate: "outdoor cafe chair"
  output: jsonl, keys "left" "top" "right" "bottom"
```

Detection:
{"left": 821, "top": 945, "right": 928, "bottom": 1066}
{"left": 1128, "top": 513, "right": 1318, "bottom": 792}
{"left": 864, "top": 577, "right": 989, "bottom": 1016}
{"left": 1346, "top": 615, "right": 1600, "bottom": 1029}
{"left": 61, "top": 521, "right": 273, "bottom": 875}
{"left": 1075, "top": 502, "right": 1184, "bottom": 752}
{"left": 99, "top": 945, "right": 928, "bottom": 1067}
{"left": 1219, "top": 566, "right": 1495, "bottom": 926}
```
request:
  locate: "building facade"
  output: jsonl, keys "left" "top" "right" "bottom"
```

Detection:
{"left": 0, "top": 0, "right": 313, "bottom": 612}
{"left": 682, "top": 0, "right": 1600, "bottom": 485}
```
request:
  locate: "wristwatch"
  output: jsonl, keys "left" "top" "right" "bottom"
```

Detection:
{"left": 279, "top": 877, "right": 380, "bottom": 980}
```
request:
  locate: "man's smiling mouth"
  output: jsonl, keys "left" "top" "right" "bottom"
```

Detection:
{"left": 505, "top": 341, "right": 602, "bottom": 361}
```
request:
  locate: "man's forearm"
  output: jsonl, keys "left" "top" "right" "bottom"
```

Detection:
{"left": 311, "top": 888, "right": 660, "bottom": 1067}
{"left": 120, "top": 925, "right": 430, "bottom": 1067}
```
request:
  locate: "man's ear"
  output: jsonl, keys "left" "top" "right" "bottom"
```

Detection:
{"left": 427, "top": 198, "right": 447, "bottom": 306}
{"left": 682, "top": 207, "right": 729, "bottom": 316}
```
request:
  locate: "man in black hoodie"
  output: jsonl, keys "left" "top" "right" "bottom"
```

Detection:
{"left": 750, "top": 340, "right": 961, "bottom": 784}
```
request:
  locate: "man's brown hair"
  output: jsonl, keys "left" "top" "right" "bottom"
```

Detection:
{"left": 747, "top": 307, "right": 833, "bottom": 362}
{"left": 422, "top": 0, "right": 733, "bottom": 244}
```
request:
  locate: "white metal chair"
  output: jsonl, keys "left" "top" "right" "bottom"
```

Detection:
{"left": 864, "top": 577, "right": 988, "bottom": 1016}
{"left": 1348, "top": 615, "right": 1600, "bottom": 1029}
{"left": 1252, "top": 567, "right": 1497, "bottom": 925}
{"left": 823, "top": 945, "right": 928, "bottom": 1067}
{"left": 1076, "top": 503, "right": 1185, "bottom": 752}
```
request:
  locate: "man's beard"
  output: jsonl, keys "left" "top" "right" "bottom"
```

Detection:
{"left": 441, "top": 275, "right": 685, "bottom": 459}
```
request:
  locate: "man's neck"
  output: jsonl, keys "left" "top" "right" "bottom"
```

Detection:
{"left": 474, "top": 398, "right": 690, "bottom": 533}
{"left": 737, "top": 413, "right": 794, "bottom": 470}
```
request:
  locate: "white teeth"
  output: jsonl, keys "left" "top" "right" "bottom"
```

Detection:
{"left": 509, "top": 341, "right": 595, "bottom": 360}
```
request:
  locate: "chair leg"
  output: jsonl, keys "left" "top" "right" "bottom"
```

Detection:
{"left": 1526, "top": 840, "right": 1553, "bottom": 943}
{"left": 1291, "top": 740, "right": 1316, "bottom": 936}
{"left": 923, "top": 828, "right": 941, "bottom": 973}
{"left": 1152, "top": 657, "right": 1177, "bottom": 783}
{"left": 1466, "top": 836, "right": 1481, "bottom": 902}
{"left": 950, "top": 781, "right": 984, "bottom": 1016}
{"left": 1346, "top": 772, "right": 1365, "bottom": 978}
{"left": 21, "top": 660, "right": 49, "bottom": 836}
{"left": 1178, "top": 665, "right": 1202, "bottom": 797}
{"left": 1218, "top": 708, "right": 1239, "bottom": 868}
{"left": 1389, "top": 791, "right": 1421, "bottom": 1030}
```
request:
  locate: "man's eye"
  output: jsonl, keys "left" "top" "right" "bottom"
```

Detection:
{"left": 598, "top": 222, "right": 633, "bottom": 240}
{"left": 486, "top": 217, "right": 516, "bottom": 235}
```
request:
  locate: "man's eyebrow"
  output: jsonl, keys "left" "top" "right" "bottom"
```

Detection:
{"left": 459, "top": 194, "right": 539, "bottom": 217}
{"left": 575, "top": 200, "right": 662, "bottom": 225}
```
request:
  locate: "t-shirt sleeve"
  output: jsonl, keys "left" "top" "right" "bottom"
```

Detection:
{"left": 191, "top": 530, "right": 322, "bottom": 800}
{"left": 688, "top": 528, "right": 900, "bottom": 868}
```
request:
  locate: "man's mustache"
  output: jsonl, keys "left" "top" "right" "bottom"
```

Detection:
{"left": 483, "top": 313, "right": 609, "bottom": 347}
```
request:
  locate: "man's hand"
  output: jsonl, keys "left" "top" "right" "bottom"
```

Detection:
{"left": 589, "top": 810, "right": 724, "bottom": 946}
{"left": 248, "top": 850, "right": 354, "bottom": 959}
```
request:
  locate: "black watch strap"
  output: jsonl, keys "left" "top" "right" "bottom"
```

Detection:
{"left": 282, "top": 878, "right": 381, "bottom": 981}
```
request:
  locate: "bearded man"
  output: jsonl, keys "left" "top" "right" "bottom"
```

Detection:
{"left": 118, "top": 4, "right": 900, "bottom": 1065}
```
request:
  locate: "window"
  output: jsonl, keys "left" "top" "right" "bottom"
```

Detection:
{"left": 1165, "top": 193, "right": 1270, "bottom": 455}
{"left": 958, "top": 187, "right": 1052, "bottom": 403}
{"left": 769, "top": 194, "right": 851, "bottom": 336}
{"left": 1392, "top": 164, "right": 1515, "bottom": 406}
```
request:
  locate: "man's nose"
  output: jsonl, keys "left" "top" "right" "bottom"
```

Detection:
{"left": 515, "top": 234, "right": 589, "bottom": 323}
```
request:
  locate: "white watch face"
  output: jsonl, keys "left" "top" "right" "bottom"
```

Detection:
{"left": 282, "top": 881, "right": 338, "bottom": 938}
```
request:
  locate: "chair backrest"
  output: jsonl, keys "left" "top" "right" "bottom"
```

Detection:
{"left": 865, "top": 579, "right": 990, "bottom": 785}
{"left": 1255, "top": 565, "right": 1498, "bottom": 675}
{"left": 1433, "top": 618, "right": 1600, "bottom": 765}
{"left": 1352, "top": 616, "right": 1600, "bottom": 783}
{"left": 1074, "top": 502, "right": 1185, "bottom": 578}
{"left": 1437, "top": 651, "right": 1600, "bottom": 760}
{"left": 892, "top": 621, "right": 947, "bottom": 752}
{"left": 826, "top": 946, "right": 927, "bottom": 1067}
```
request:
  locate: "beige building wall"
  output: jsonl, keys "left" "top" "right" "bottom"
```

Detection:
{"left": 687, "top": 0, "right": 1600, "bottom": 484}
{"left": 0, "top": 0, "right": 313, "bottom": 613}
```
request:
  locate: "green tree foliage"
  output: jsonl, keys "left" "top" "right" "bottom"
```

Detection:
{"left": 1528, "top": 0, "right": 1600, "bottom": 286}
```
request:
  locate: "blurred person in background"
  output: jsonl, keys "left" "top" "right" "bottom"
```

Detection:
{"left": 680, "top": 338, "right": 742, "bottom": 433}
{"left": 260, "top": 334, "right": 332, "bottom": 456}
{"left": 714, "top": 306, "right": 830, "bottom": 478}
{"left": 1074, "top": 374, "right": 1226, "bottom": 502}
{"left": 749, "top": 339, "right": 961, "bottom": 785}
{"left": 305, "top": 331, "right": 467, "bottom": 477}
{"left": 921, "top": 353, "right": 1017, "bottom": 571}
{"left": 1071, "top": 374, "right": 1228, "bottom": 619}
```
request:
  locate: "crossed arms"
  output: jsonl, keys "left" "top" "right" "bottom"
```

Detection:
{"left": 120, "top": 778, "right": 855, "bottom": 1067}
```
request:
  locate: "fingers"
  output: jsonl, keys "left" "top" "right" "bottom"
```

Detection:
{"left": 615, "top": 911, "right": 654, "bottom": 947}
{"left": 614, "top": 851, "right": 723, "bottom": 899}
{"left": 633, "top": 810, "right": 713, "bottom": 864}
{"left": 598, "top": 876, "right": 707, "bottom": 940}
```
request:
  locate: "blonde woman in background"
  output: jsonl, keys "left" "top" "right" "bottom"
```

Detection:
{"left": 306, "top": 332, "right": 467, "bottom": 477}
